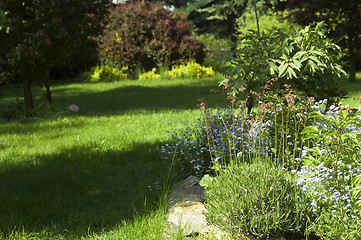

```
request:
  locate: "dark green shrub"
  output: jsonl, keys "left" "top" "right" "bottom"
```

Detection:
{"left": 99, "top": 1, "right": 205, "bottom": 73}
{"left": 202, "top": 160, "right": 313, "bottom": 239}
{"left": 0, "top": 99, "right": 25, "bottom": 120}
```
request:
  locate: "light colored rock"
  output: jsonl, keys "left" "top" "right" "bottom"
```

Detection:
{"left": 166, "top": 201, "right": 230, "bottom": 239}
{"left": 68, "top": 104, "right": 79, "bottom": 112}
{"left": 168, "top": 175, "right": 205, "bottom": 205}
{"left": 165, "top": 176, "right": 231, "bottom": 239}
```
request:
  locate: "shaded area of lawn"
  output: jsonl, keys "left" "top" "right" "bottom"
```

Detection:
{"left": 342, "top": 74, "right": 361, "bottom": 108}
{"left": 0, "top": 77, "right": 227, "bottom": 238}
{"left": 0, "top": 141, "right": 169, "bottom": 238}
{"left": 52, "top": 84, "right": 226, "bottom": 116}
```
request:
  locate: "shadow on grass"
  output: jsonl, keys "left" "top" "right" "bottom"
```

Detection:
{"left": 0, "top": 141, "right": 171, "bottom": 238}
{"left": 53, "top": 84, "right": 227, "bottom": 116}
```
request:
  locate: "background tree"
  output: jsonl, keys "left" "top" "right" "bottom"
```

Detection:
{"left": 188, "top": 0, "right": 283, "bottom": 43}
{"left": 274, "top": 0, "right": 361, "bottom": 82}
{"left": 99, "top": 0, "right": 205, "bottom": 74}
{"left": 0, "top": 0, "right": 109, "bottom": 110}
{"left": 188, "top": 0, "right": 250, "bottom": 43}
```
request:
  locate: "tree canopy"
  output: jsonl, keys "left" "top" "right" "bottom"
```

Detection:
{"left": 0, "top": 0, "right": 110, "bottom": 110}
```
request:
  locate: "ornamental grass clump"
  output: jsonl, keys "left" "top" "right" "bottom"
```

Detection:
{"left": 202, "top": 159, "right": 313, "bottom": 239}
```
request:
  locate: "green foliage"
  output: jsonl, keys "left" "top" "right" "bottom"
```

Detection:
{"left": 219, "top": 22, "right": 347, "bottom": 112}
{"left": 0, "top": 8, "right": 6, "bottom": 28}
{"left": 306, "top": 204, "right": 361, "bottom": 239}
{"left": 0, "top": 99, "right": 24, "bottom": 120}
{"left": 0, "top": 99, "right": 60, "bottom": 120}
{"left": 353, "top": 175, "right": 361, "bottom": 209}
{"left": 0, "top": 0, "right": 109, "bottom": 109}
{"left": 164, "top": 61, "right": 215, "bottom": 79}
{"left": 99, "top": 1, "right": 205, "bottom": 73}
{"left": 277, "top": 0, "right": 361, "bottom": 82}
{"left": 301, "top": 107, "right": 361, "bottom": 172}
{"left": 203, "top": 160, "right": 312, "bottom": 239}
{"left": 0, "top": 77, "right": 225, "bottom": 238}
{"left": 188, "top": 0, "right": 246, "bottom": 40}
{"left": 138, "top": 68, "right": 161, "bottom": 81}
{"left": 82, "top": 65, "right": 128, "bottom": 83}
{"left": 188, "top": 0, "right": 283, "bottom": 40}
{"left": 195, "top": 33, "right": 233, "bottom": 64}
{"left": 163, "top": 75, "right": 361, "bottom": 238}
{"left": 237, "top": 9, "right": 292, "bottom": 37}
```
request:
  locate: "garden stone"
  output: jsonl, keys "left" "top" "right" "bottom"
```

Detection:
{"left": 166, "top": 176, "right": 230, "bottom": 239}
{"left": 68, "top": 104, "right": 79, "bottom": 112}
{"left": 166, "top": 201, "right": 229, "bottom": 238}
{"left": 168, "top": 175, "right": 205, "bottom": 205}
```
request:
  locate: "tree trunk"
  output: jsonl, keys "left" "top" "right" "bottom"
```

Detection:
{"left": 348, "top": 36, "right": 356, "bottom": 83}
{"left": 45, "top": 70, "right": 53, "bottom": 104}
{"left": 23, "top": 78, "right": 34, "bottom": 110}
{"left": 253, "top": 0, "right": 260, "bottom": 36}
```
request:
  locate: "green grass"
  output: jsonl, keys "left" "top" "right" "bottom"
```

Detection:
{"left": 0, "top": 73, "right": 360, "bottom": 239}
{"left": 342, "top": 72, "right": 361, "bottom": 108}
{"left": 0, "top": 76, "right": 226, "bottom": 239}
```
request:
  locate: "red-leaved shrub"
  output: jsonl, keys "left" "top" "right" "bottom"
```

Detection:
{"left": 99, "top": 1, "right": 205, "bottom": 73}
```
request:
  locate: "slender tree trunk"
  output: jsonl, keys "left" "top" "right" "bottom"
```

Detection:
{"left": 23, "top": 78, "right": 34, "bottom": 110}
{"left": 253, "top": 0, "right": 260, "bottom": 36}
{"left": 45, "top": 69, "right": 52, "bottom": 104}
{"left": 348, "top": 35, "right": 356, "bottom": 83}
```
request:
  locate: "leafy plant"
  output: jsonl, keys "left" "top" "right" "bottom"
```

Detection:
{"left": 203, "top": 160, "right": 313, "bottom": 239}
{"left": 164, "top": 61, "right": 214, "bottom": 79}
{"left": 297, "top": 163, "right": 361, "bottom": 239}
{"left": 161, "top": 121, "right": 211, "bottom": 179}
{"left": 0, "top": 99, "right": 25, "bottom": 120}
{"left": 236, "top": 8, "right": 292, "bottom": 37}
{"left": 306, "top": 206, "right": 361, "bottom": 240}
{"left": 0, "top": 0, "right": 109, "bottom": 110}
{"left": 353, "top": 175, "right": 361, "bottom": 209}
{"left": 82, "top": 65, "right": 128, "bottom": 83}
{"left": 138, "top": 68, "right": 161, "bottom": 81}
{"left": 219, "top": 22, "right": 346, "bottom": 112}
{"left": 162, "top": 80, "right": 315, "bottom": 178}
{"left": 301, "top": 102, "right": 361, "bottom": 184}
{"left": 99, "top": 1, "right": 205, "bottom": 73}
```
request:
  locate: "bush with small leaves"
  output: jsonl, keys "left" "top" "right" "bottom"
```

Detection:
{"left": 164, "top": 61, "right": 214, "bottom": 79}
{"left": 99, "top": 1, "right": 205, "bottom": 73}
{"left": 82, "top": 65, "right": 128, "bottom": 83}
{"left": 138, "top": 68, "right": 161, "bottom": 80}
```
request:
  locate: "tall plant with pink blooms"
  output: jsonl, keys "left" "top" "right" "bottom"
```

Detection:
{"left": 218, "top": 22, "right": 347, "bottom": 112}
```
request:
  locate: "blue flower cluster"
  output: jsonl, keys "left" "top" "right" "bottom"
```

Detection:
{"left": 161, "top": 120, "right": 210, "bottom": 178}
{"left": 162, "top": 100, "right": 361, "bottom": 220}
{"left": 296, "top": 162, "right": 361, "bottom": 216}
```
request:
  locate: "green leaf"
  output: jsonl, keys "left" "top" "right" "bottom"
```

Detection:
{"left": 301, "top": 126, "right": 319, "bottom": 135}
{"left": 278, "top": 62, "right": 288, "bottom": 77}
{"left": 308, "top": 112, "right": 324, "bottom": 119}
{"left": 199, "top": 174, "right": 213, "bottom": 188}
{"left": 287, "top": 67, "right": 297, "bottom": 79}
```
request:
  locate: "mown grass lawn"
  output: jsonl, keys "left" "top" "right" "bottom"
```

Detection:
{"left": 0, "top": 76, "right": 226, "bottom": 239}
{"left": 343, "top": 72, "right": 361, "bottom": 108}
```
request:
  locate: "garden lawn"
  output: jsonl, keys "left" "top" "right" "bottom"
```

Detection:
{"left": 0, "top": 76, "right": 226, "bottom": 239}
{"left": 342, "top": 72, "right": 361, "bottom": 108}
